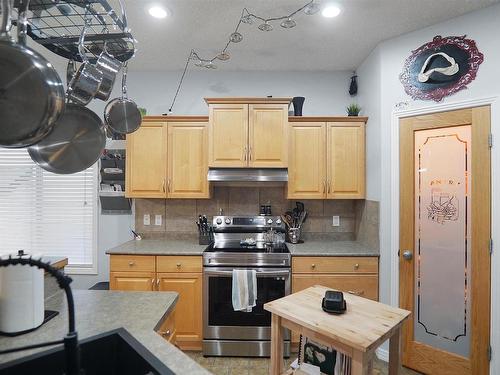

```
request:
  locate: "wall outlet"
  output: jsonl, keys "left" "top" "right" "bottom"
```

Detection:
{"left": 143, "top": 214, "right": 151, "bottom": 226}
{"left": 332, "top": 215, "right": 340, "bottom": 227}
{"left": 155, "top": 214, "right": 162, "bottom": 226}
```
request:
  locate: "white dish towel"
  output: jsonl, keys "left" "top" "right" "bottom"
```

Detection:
{"left": 232, "top": 269, "right": 257, "bottom": 312}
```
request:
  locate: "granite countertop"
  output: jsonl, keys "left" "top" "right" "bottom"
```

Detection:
{"left": 287, "top": 240, "right": 379, "bottom": 257}
{"left": 0, "top": 290, "right": 211, "bottom": 375}
{"left": 106, "top": 238, "right": 378, "bottom": 257}
{"left": 106, "top": 239, "right": 207, "bottom": 256}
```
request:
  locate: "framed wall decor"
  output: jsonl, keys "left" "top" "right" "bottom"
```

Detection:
{"left": 399, "top": 35, "right": 484, "bottom": 102}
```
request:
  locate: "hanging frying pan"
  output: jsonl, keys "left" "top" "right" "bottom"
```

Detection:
{"left": 0, "top": 0, "right": 65, "bottom": 148}
{"left": 28, "top": 103, "right": 106, "bottom": 174}
{"left": 104, "top": 63, "right": 142, "bottom": 134}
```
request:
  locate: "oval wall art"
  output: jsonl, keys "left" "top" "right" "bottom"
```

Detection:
{"left": 399, "top": 35, "right": 484, "bottom": 102}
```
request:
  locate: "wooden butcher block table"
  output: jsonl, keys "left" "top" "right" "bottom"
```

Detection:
{"left": 264, "top": 285, "right": 411, "bottom": 375}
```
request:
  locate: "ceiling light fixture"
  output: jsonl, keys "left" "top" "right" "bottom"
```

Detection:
{"left": 148, "top": 6, "right": 168, "bottom": 19}
{"left": 322, "top": 5, "right": 341, "bottom": 18}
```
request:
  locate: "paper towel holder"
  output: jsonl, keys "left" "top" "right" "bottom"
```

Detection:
{"left": 0, "top": 256, "right": 81, "bottom": 375}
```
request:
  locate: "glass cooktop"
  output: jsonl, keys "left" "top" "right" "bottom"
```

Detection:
{"left": 204, "top": 242, "right": 289, "bottom": 254}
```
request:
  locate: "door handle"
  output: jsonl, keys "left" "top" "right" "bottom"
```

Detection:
{"left": 167, "top": 179, "right": 171, "bottom": 193}
{"left": 323, "top": 180, "right": 326, "bottom": 193}
{"left": 248, "top": 146, "right": 252, "bottom": 161}
{"left": 162, "top": 179, "right": 166, "bottom": 193}
{"left": 402, "top": 250, "right": 413, "bottom": 260}
{"left": 243, "top": 146, "right": 247, "bottom": 161}
{"left": 327, "top": 180, "right": 331, "bottom": 194}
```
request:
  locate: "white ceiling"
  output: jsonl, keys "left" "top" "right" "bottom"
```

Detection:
{"left": 120, "top": 0, "right": 499, "bottom": 72}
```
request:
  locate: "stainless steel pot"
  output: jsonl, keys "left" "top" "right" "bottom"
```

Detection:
{"left": 0, "top": 0, "right": 65, "bottom": 148}
{"left": 67, "top": 18, "right": 103, "bottom": 106}
{"left": 94, "top": 43, "right": 123, "bottom": 101}
{"left": 104, "top": 63, "right": 142, "bottom": 134}
{"left": 28, "top": 104, "right": 106, "bottom": 174}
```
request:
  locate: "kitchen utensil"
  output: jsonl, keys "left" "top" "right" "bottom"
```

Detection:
{"left": 28, "top": 103, "right": 106, "bottom": 174}
{"left": 94, "top": 35, "right": 123, "bottom": 101}
{"left": 104, "top": 63, "right": 142, "bottom": 134}
{"left": 265, "top": 205, "right": 272, "bottom": 216}
{"left": 66, "top": 15, "right": 103, "bottom": 106}
{"left": 259, "top": 205, "right": 266, "bottom": 216}
{"left": 296, "top": 201, "right": 305, "bottom": 213}
{"left": 288, "top": 227, "right": 301, "bottom": 244}
{"left": 0, "top": 0, "right": 65, "bottom": 148}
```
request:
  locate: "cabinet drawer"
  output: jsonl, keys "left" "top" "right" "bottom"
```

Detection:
{"left": 157, "top": 256, "right": 202, "bottom": 273}
{"left": 110, "top": 255, "right": 156, "bottom": 272}
{"left": 157, "top": 308, "right": 176, "bottom": 343}
{"left": 292, "top": 256, "right": 378, "bottom": 274}
{"left": 292, "top": 274, "right": 378, "bottom": 301}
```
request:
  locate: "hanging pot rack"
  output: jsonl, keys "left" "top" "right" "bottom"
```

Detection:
{"left": 11, "top": 0, "right": 136, "bottom": 63}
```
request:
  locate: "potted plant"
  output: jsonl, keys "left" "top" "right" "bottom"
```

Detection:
{"left": 346, "top": 103, "right": 361, "bottom": 116}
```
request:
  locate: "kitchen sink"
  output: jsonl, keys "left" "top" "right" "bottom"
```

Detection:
{"left": 0, "top": 328, "right": 174, "bottom": 375}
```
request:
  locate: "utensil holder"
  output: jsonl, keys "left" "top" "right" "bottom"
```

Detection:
{"left": 287, "top": 227, "right": 301, "bottom": 244}
{"left": 198, "top": 227, "right": 213, "bottom": 245}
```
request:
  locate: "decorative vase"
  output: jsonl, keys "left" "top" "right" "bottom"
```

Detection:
{"left": 292, "top": 97, "right": 305, "bottom": 116}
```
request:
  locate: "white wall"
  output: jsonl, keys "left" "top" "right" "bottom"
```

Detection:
{"left": 355, "top": 2, "right": 500, "bottom": 363}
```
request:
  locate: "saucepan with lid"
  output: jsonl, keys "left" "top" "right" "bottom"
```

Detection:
{"left": 0, "top": 0, "right": 65, "bottom": 148}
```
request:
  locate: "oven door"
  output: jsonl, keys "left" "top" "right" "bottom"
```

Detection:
{"left": 203, "top": 267, "right": 291, "bottom": 341}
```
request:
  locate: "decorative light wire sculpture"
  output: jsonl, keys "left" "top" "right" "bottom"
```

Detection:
{"left": 167, "top": 1, "right": 321, "bottom": 113}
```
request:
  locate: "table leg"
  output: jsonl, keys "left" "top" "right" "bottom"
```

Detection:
{"left": 270, "top": 313, "right": 284, "bottom": 375}
{"left": 388, "top": 327, "right": 401, "bottom": 375}
{"left": 352, "top": 349, "right": 369, "bottom": 375}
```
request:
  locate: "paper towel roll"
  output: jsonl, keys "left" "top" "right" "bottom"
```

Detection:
{"left": 0, "top": 254, "right": 44, "bottom": 334}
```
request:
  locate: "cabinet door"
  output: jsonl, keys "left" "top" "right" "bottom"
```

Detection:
{"left": 157, "top": 273, "right": 202, "bottom": 350}
{"left": 248, "top": 104, "right": 288, "bottom": 167}
{"left": 167, "top": 122, "right": 209, "bottom": 198}
{"left": 208, "top": 104, "right": 248, "bottom": 167}
{"left": 287, "top": 122, "right": 326, "bottom": 199}
{"left": 126, "top": 122, "right": 167, "bottom": 198}
{"left": 326, "top": 123, "right": 365, "bottom": 199}
{"left": 109, "top": 272, "right": 155, "bottom": 291}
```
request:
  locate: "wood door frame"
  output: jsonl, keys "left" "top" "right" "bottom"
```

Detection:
{"left": 385, "top": 96, "right": 500, "bottom": 375}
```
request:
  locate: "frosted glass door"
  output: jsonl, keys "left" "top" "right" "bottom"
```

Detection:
{"left": 414, "top": 125, "right": 471, "bottom": 358}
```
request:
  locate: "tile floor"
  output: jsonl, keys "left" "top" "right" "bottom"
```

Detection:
{"left": 186, "top": 352, "right": 422, "bottom": 375}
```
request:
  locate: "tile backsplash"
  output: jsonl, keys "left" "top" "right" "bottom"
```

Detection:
{"left": 135, "top": 187, "right": 379, "bottom": 243}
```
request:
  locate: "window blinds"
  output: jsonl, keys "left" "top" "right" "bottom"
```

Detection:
{"left": 0, "top": 148, "right": 97, "bottom": 271}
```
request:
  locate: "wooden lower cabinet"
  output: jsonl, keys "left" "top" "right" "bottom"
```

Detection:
{"left": 156, "top": 308, "right": 177, "bottom": 344}
{"left": 157, "top": 272, "right": 202, "bottom": 350}
{"left": 292, "top": 274, "right": 378, "bottom": 300}
{"left": 109, "top": 271, "right": 155, "bottom": 291}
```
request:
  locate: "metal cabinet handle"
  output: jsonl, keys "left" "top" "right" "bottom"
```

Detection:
{"left": 323, "top": 181, "right": 326, "bottom": 193}
{"left": 162, "top": 179, "right": 166, "bottom": 193}
{"left": 167, "top": 179, "right": 171, "bottom": 193}
{"left": 243, "top": 146, "right": 247, "bottom": 161}
{"left": 248, "top": 146, "right": 252, "bottom": 161}
{"left": 176, "top": 263, "right": 181, "bottom": 268}
{"left": 354, "top": 263, "right": 359, "bottom": 270}
{"left": 151, "top": 279, "right": 154, "bottom": 286}
{"left": 128, "top": 261, "right": 135, "bottom": 266}
{"left": 160, "top": 329, "right": 171, "bottom": 337}
{"left": 311, "top": 264, "right": 316, "bottom": 269}
{"left": 328, "top": 180, "right": 331, "bottom": 194}
{"left": 156, "top": 279, "right": 160, "bottom": 286}
{"left": 347, "top": 290, "right": 364, "bottom": 296}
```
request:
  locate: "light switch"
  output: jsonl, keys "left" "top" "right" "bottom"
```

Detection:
{"left": 155, "top": 214, "right": 162, "bottom": 226}
{"left": 143, "top": 214, "right": 151, "bottom": 226}
{"left": 332, "top": 216, "right": 340, "bottom": 227}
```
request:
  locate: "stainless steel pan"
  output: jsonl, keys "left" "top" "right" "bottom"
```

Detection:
{"left": 104, "top": 63, "right": 142, "bottom": 134}
{"left": 28, "top": 103, "right": 106, "bottom": 174}
{"left": 94, "top": 42, "right": 123, "bottom": 101}
{"left": 0, "top": 0, "right": 65, "bottom": 148}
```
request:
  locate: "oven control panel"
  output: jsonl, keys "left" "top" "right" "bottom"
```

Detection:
{"left": 212, "top": 215, "right": 285, "bottom": 231}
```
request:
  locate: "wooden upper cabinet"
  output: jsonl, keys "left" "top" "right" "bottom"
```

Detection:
{"left": 126, "top": 122, "right": 167, "bottom": 198}
{"left": 287, "top": 122, "right": 326, "bottom": 199}
{"left": 208, "top": 104, "right": 248, "bottom": 167}
{"left": 167, "top": 122, "right": 209, "bottom": 198}
{"left": 326, "top": 122, "right": 365, "bottom": 199}
{"left": 248, "top": 104, "right": 288, "bottom": 167}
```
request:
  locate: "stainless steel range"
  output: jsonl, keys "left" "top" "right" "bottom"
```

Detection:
{"left": 203, "top": 215, "right": 291, "bottom": 357}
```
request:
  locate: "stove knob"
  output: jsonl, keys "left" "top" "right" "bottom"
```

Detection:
{"left": 216, "top": 218, "right": 222, "bottom": 225}
{"left": 276, "top": 218, "right": 282, "bottom": 225}
{"left": 225, "top": 218, "right": 231, "bottom": 224}
{"left": 267, "top": 218, "right": 273, "bottom": 225}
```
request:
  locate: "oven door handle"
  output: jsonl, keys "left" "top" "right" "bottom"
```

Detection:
{"left": 204, "top": 270, "right": 290, "bottom": 277}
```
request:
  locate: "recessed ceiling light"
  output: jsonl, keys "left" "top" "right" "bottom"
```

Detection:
{"left": 322, "top": 5, "right": 341, "bottom": 18}
{"left": 149, "top": 6, "right": 168, "bottom": 19}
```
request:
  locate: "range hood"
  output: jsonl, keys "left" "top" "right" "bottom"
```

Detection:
{"left": 207, "top": 168, "right": 288, "bottom": 186}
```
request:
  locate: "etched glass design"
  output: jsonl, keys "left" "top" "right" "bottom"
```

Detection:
{"left": 413, "top": 125, "right": 471, "bottom": 358}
